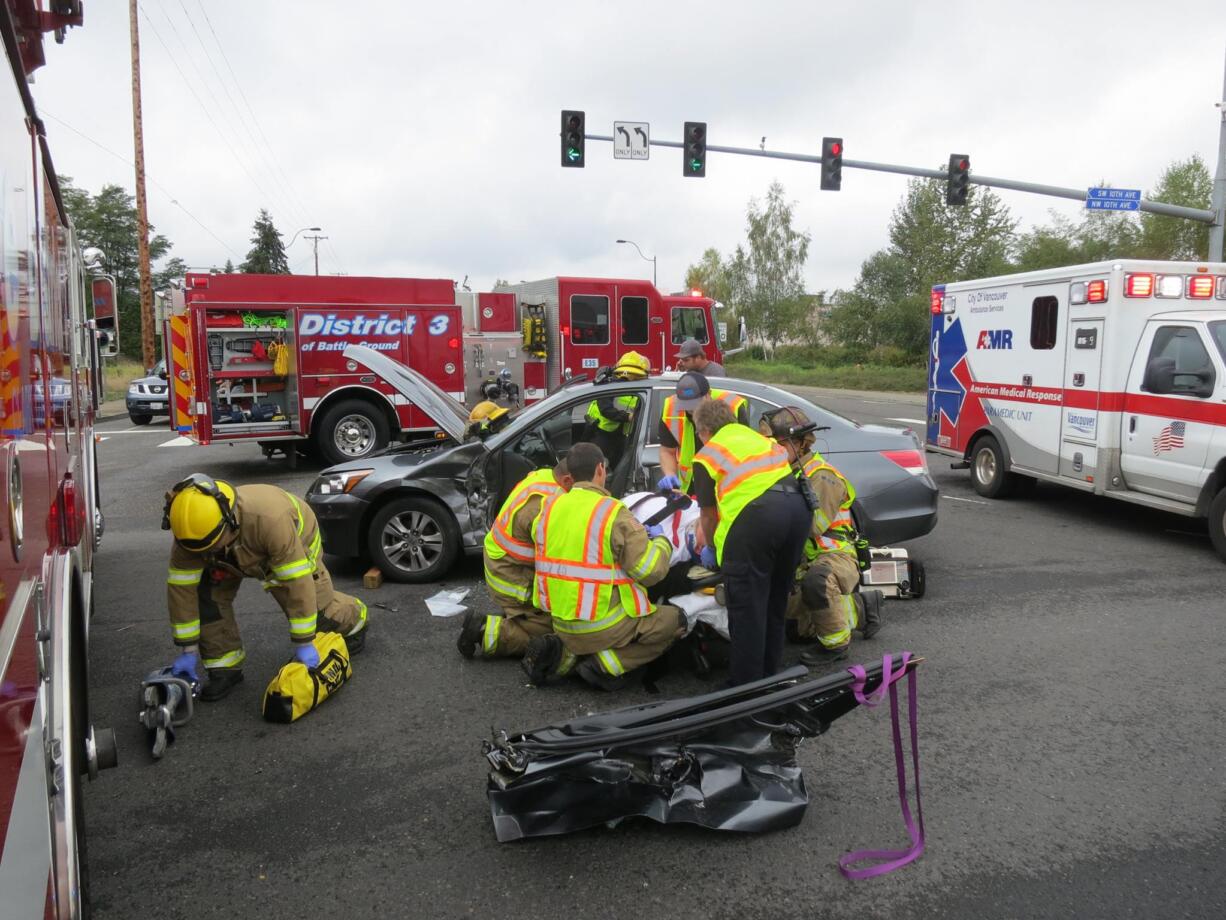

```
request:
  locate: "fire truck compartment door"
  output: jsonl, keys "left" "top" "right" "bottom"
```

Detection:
{"left": 1059, "top": 320, "right": 1104, "bottom": 480}
{"left": 342, "top": 345, "right": 468, "bottom": 442}
{"left": 1119, "top": 323, "right": 1219, "bottom": 503}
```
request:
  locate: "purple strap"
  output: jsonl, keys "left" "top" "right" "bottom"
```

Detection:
{"left": 838, "top": 652, "right": 924, "bottom": 880}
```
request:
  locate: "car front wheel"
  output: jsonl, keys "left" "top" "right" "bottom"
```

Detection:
{"left": 129, "top": 413, "right": 152, "bottom": 426}
{"left": 368, "top": 495, "right": 460, "bottom": 582}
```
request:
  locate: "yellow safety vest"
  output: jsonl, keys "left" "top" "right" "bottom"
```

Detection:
{"left": 483, "top": 469, "right": 562, "bottom": 564}
{"left": 585, "top": 394, "right": 637, "bottom": 433}
{"left": 661, "top": 389, "right": 748, "bottom": 490}
{"left": 532, "top": 487, "right": 654, "bottom": 634}
{"left": 799, "top": 451, "right": 857, "bottom": 560}
{"left": 692, "top": 424, "right": 792, "bottom": 565}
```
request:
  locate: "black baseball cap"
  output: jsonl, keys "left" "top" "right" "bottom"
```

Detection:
{"left": 673, "top": 371, "right": 711, "bottom": 411}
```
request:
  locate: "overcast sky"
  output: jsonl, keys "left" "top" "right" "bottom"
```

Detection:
{"left": 31, "top": 1, "right": 1226, "bottom": 293}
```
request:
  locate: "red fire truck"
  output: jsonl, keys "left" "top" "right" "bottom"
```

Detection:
{"left": 1, "top": 3, "right": 114, "bottom": 917}
{"left": 165, "top": 272, "right": 722, "bottom": 465}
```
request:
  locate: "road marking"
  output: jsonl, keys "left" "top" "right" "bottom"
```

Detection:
{"left": 97, "top": 436, "right": 109, "bottom": 442}
{"left": 888, "top": 417, "right": 926, "bottom": 425}
{"left": 158, "top": 436, "right": 195, "bottom": 447}
{"left": 942, "top": 494, "right": 988, "bottom": 505}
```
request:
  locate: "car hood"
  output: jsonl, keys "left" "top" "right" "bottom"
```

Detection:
{"left": 343, "top": 344, "right": 469, "bottom": 441}
{"left": 131, "top": 375, "right": 166, "bottom": 387}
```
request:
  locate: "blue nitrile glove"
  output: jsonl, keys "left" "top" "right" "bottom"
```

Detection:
{"left": 171, "top": 650, "right": 200, "bottom": 683}
{"left": 685, "top": 532, "right": 699, "bottom": 560}
{"left": 294, "top": 643, "right": 321, "bottom": 669}
{"left": 700, "top": 545, "right": 717, "bottom": 570}
{"left": 657, "top": 474, "right": 681, "bottom": 492}
{"left": 646, "top": 523, "right": 665, "bottom": 539}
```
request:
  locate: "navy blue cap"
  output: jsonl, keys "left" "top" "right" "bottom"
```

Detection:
{"left": 673, "top": 371, "right": 711, "bottom": 411}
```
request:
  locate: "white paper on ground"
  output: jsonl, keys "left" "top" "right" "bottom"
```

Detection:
{"left": 426, "top": 587, "right": 471, "bottom": 618}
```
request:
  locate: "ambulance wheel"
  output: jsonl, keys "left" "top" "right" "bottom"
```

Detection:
{"left": 1208, "top": 489, "right": 1226, "bottom": 562}
{"left": 970, "top": 435, "right": 1016, "bottom": 498}
{"left": 368, "top": 495, "right": 459, "bottom": 582}
{"left": 315, "top": 400, "right": 390, "bottom": 466}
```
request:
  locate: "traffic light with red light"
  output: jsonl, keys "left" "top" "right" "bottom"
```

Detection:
{"left": 561, "top": 111, "right": 585, "bottom": 168}
{"left": 684, "top": 121, "right": 706, "bottom": 177}
{"left": 947, "top": 154, "right": 970, "bottom": 205}
{"left": 820, "top": 137, "right": 843, "bottom": 191}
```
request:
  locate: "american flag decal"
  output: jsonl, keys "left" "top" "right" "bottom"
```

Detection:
{"left": 1152, "top": 421, "right": 1186, "bottom": 455}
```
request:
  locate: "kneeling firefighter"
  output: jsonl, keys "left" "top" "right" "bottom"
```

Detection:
{"left": 457, "top": 459, "right": 574, "bottom": 659}
{"left": 163, "top": 475, "right": 369, "bottom": 701}
{"left": 758, "top": 407, "right": 882, "bottom": 664}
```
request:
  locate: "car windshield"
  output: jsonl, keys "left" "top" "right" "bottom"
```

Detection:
{"left": 1210, "top": 321, "right": 1226, "bottom": 365}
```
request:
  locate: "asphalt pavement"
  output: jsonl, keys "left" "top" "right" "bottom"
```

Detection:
{"left": 83, "top": 393, "right": 1226, "bottom": 920}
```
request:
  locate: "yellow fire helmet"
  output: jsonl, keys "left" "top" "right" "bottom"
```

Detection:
{"left": 613, "top": 351, "right": 650, "bottom": 380}
{"left": 163, "top": 474, "right": 238, "bottom": 552}
{"left": 468, "top": 400, "right": 510, "bottom": 425}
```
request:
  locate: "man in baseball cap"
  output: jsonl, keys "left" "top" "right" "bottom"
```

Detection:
{"left": 676, "top": 338, "right": 725, "bottom": 377}
{"left": 657, "top": 372, "right": 749, "bottom": 503}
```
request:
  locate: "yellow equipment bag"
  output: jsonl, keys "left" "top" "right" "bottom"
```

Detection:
{"left": 269, "top": 340, "right": 290, "bottom": 376}
{"left": 262, "top": 632, "right": 352, "bottom": 723}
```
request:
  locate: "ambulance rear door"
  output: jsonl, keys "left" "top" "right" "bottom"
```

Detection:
{"left": 1059, "top": 319, "right": 1104, "bottom": 483}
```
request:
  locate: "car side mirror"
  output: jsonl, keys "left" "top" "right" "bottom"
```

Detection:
{"left": 1142, "top": 357, "right": 1176, "bottom": 394}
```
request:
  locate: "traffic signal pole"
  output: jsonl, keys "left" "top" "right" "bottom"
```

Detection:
{"left": 583, "top": 132, "right": 1222, "bottom": 248}
{"left": 1208, "top": 45, "right": 1226, "bottom": 262}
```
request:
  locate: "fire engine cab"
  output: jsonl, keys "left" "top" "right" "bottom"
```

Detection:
{"left": 164, "top": 272, "right": 721, "bottom": 465}
{"left": 927, "top": 258, "right": 1226, "bottom": 559}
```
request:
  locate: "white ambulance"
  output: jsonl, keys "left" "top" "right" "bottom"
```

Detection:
{"left": 926, "top": 259, "right": 1226, "bottom": 558}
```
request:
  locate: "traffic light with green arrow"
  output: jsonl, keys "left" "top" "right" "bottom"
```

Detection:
{"left": 561, "top": 111, "right": 585, "bottom": 168}
{"left": 684, "top": 122, "right": 706, "bottom": 177}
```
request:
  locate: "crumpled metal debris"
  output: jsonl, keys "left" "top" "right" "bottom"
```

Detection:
{"left": 483, "top": 657, "right": 915, "bottom": 841}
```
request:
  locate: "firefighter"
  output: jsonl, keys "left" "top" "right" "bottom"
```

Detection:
{"left": 163, "top": 474, "right": 369, "bottom": 701}
{"left": 675, "top": 337, "right": 725, "bottom": 377}
{"left": 657, "top": 372, "right": 749, "bottom": 500}
{"left": 457, "top": 459, "right": 574, "bottom": 660}
{"left": 584, "top": 351, "right": 650, "bottom": 467}
{"left": 521, "top": 442, "right": 683, "bottom": 691}
{"left": 758, "top": 407, "right": 883, "bottom": 663}
{"left": 468, "top": 400, "right": 512, "bottom": 440}
{"left": 691, "top": 399, "right": 812, "bottom": 686}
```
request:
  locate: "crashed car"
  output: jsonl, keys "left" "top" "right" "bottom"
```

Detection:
{"left": 308, "top": 345, "right": 938, "bottom": 583}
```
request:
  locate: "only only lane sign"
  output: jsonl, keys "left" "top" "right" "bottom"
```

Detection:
{"left": 613, "top": 121, "right": 649, "bottom": 160}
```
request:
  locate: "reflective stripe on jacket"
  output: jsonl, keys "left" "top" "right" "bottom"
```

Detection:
{"left": 167, "top": 484, "right": 325, "bottom": 646}
{"left": 585, "top": 394, "right": 637, "bottom": 433}
{"left": 799, "top": 451, "right": 857, "bottom": 559}
{"left": 693, "top": 423, "right": 791, "bottom": 565}
{"left": 661, "top": 389, "right": 748, "bottom": 490}
{"left": 532, "top": 483, "right": 670, "bottom": 634}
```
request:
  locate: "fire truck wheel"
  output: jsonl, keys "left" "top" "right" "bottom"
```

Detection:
{"left": 969, "top": 434, "right": 1017, "bottom": 499}
{"left": 315, "top": 399, "right": 390, "bottom": 466}
{"left": 368, "top": 495, "right": 460, "bottom": 582}
{"left": 1208, "top": 489, "right": 1226, "bottom": 561}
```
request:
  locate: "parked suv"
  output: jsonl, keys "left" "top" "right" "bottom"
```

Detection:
{"left": 126, "top": 359, "right": 170, "bottom": 425}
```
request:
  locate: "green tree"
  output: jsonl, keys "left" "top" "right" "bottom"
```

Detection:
{"left": 1014, "top": 210, "right": 1142, "bottom": 272}
{"left": 59, "top": 176, "right": 174, "bottom": 362}
{"left": 223, "top": 258, "right": 235, "bottom": 273}
{"left": 684, "top": 247, "right": 740, "bottom": 343}
{"left": 1140, "top": 154, "right": 1213, "bottom": 259}
{"left": 728, "top": 181, "right": 811, "bottom": 349}
{"left": 240, "top": 209, "right": 289, "bottom": 274}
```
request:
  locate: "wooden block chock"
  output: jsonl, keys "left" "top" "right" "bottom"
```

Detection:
{"left": 363, "top": 567, "right": 384, "bottom": 590}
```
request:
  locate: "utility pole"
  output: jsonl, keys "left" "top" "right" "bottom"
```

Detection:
{"left": 1209, "top": 45, "right": 1226, "bottom": 262}
{"left": 306, "top": 234, "right": 328, "bottom": 275}
{"left": 128, "top": 0, "right": 156, "bottom": 370}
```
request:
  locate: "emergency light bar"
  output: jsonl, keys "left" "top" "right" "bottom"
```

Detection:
{"left": 1072, "top": 280, "right": 1109, "bottom": 305}
{"left": 929, "top": 291, "right": 943, "bottom": 315}
{"left": 1087, "top": 280, "right": 1107, "bottom": 303}
{"left": 1125, "top": 273, "right": 1154, "bottom": 298}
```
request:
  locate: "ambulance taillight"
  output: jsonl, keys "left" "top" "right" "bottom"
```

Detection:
{"left": 1124, "top": 273, "right": 1154, "bottom": 298}
{"left": 1087, "top": 280, "right": 1107, "bottom": 303}
{"left": 1186, "top": 275, "right": 1214, "bottom": 299}
{"left": 929, "top": 291, "right": 943, "bottom": 315}
{"left": 1155, "top": 275, "right": 1183, "bottom": 298}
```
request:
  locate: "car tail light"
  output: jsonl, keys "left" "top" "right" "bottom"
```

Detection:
{"left": 1125, "top": 273, "right": 1153, "bottom": 298}
{"left": 1086, "top": 279, "right": 1107, "bottom": 303}
{"left": 1155, "top": 274, "right": 1183, "bottom": 298}
{"left": 1187, "top": 275, "right": 1214, "bottom": 299}
{"left": 881, "top": 449, "right": 928, "bottom": 477}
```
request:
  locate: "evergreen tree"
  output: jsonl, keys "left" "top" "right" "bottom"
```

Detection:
{"left": 240, "top": 209, "right": 289, "bottom": 274}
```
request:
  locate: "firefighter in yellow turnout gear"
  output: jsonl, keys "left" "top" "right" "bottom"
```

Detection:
{"left": 584, "top": 351, "right": 650, "bottom": 468}
{"left": 758, "top": 408, "right": 883, "bottom": 664}
{"left": 457, "top": 460, "right": 574, "bottom": 659}
{"left": 164, "top": 475, "right": 369, "bottom": 701}
{"left": 521, "top": 442, "right": 683, "bottom": 691}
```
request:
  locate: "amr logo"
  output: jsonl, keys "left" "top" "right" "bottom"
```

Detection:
{"left": 976, "top": 329, "right": 1013, "bottom": 350}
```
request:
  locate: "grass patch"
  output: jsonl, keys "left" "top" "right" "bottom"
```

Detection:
{"left": 725, "top": 358, "right": 926, "bottom": 392}
{"left": 102, "top": 358, "right": 147, "bottom": 402}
